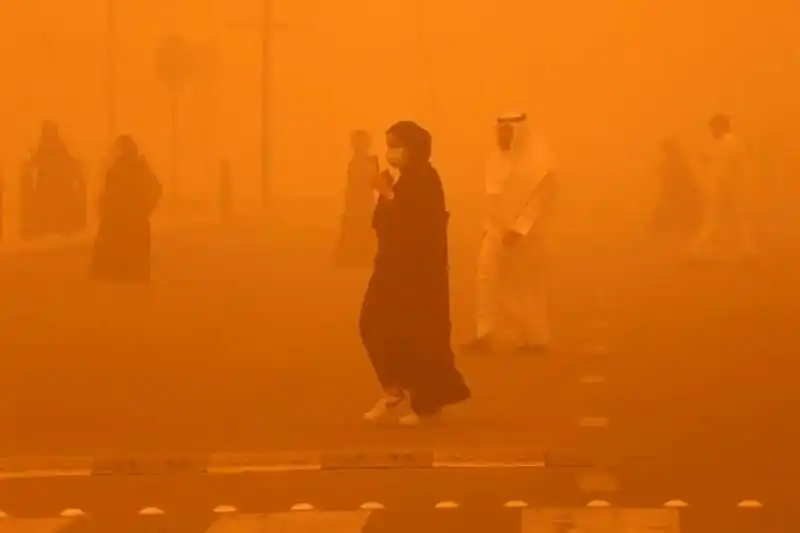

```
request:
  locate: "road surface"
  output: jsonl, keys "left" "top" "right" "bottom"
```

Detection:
{"left": 0, "top": 219, "right": 593, "bottom": 458}
{"left": 1, "top": 216, "right": 798, "bottom": 531}
{"left": 0, "top": 468, "right": 790, "bottom": 531}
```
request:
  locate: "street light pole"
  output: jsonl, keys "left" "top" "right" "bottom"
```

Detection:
{"left": 260, "top": 0, "right": 271, "bottom": 210}
{"left": 415, "top": 0, "right": 435, "bottom": 125}
{"left": 106, "top": 0, "right": 117, "bottom": 146}
{"left": 227, "top": 6, "right": 310, "bottom": 211}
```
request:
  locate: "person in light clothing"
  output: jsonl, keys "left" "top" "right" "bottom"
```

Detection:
{"left": 690, "top": 113, "right": 756, "bottom": 260}
{"left": 463, "top": 112, "right": 558, "bottom": 355}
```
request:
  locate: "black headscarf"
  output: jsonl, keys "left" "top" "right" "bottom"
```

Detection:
{"left": 386, "top": 121, "right": 432, "bottom": 165}
{"left": 114, "top": 134, "right": 139, "bottom": 162}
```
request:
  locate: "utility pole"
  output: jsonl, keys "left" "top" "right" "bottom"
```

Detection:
{"left": 106, "top": 0, "right": 117, "bottom": 145}
{"left": 228, "top": 8, "right": 312, "bottom": 211}
{"left": 414, "top": 0, "right": 435, "bottom": 125}
{"left": 260, "top": 0, "right": 272, "bottom": 211}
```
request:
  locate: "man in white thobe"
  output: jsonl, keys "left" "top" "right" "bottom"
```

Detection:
{"left": 463, "top": 112, "right": 558, "bottom": 355}
{"left": 690, "top": 113, "right": 756, "bottom": 260}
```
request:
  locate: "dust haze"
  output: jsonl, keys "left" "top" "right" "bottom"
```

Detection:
{"left": 1, "top": 0, "right": 799, "bottom": 457}
{"left": 2, "top": 0, "right": 798, "bottom": 233}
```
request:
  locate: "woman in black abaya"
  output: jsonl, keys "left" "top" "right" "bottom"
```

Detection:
{"left": 90, "top": 135, "right": 162, "bottom": 282}
{"left": 360, "top": 121, "right": 470, "bottom": 425}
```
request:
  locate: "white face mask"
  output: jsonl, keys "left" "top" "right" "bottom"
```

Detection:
{"left": 386, "top": 147, "right": 404, "bottom": 168}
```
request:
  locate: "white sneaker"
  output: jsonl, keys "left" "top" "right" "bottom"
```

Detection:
{"left": 398, "top": 412, "right": 442, "bottom": 426}
{"left": 397, "top": 413, "right": 421, "bottom": 426}
{"left": 363, "top": 395, "right": 404, "bottom": 422}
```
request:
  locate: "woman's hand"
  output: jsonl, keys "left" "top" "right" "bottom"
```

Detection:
{"left": 372, "top": 170, "right": 395, "bottom": 200}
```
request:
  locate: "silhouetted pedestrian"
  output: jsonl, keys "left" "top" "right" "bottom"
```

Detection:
{"left": 334, "top": 129, "right": 379, "bottom": 267}
{"left": 360, "top": 121, "right": 470, "bottom": 426}
{"left": 90, "top": 135, "right": 162, "bottom": 282}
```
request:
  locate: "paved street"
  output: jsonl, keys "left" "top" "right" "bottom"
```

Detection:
{"left": 1, "top": 215, "right": 799, "bottom": 531}
{"left": 0, "top": 468, "right": 791, "bottom": 531}
{"left": 0, "top": 218, "right": 589, "bottom": 457}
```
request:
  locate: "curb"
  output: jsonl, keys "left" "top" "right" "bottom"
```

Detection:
{"left": 0, "top": 215, "right": 239, "bottom": 256}
{"left": 0, "top": 449, "right": 582, "bottom": 478}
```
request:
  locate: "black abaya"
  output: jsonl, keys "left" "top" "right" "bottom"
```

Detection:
{"left": 91, "top": 155, "right": 161, "bottom": 282}
{"left": 359, "top": 151, "right": 469, "bottom": 416}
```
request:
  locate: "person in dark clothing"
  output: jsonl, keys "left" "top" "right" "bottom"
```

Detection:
{"left": 652, "top": 137, "right": 702, "bottom": 240}
{"left": 29, "top": 121, "right": 81, "bottom": 235}
{"left": 334, "top": 129, "right": 379, "bottom": 266}
{"left": 90, "top": 135, "right": 162, "bottom": 283}
{"left": 360, "top": 120, "right": 470, "bottom": 426}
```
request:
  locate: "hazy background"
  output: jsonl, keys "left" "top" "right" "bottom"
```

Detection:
{"left": 1, "top": 0, "right": 798, "bottom": 241}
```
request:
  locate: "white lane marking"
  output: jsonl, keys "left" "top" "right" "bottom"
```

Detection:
{"left": 359, "top": 502, "right": 384, "bottom": 510}
{"left": 433, "top": 460, "right": 546, "bottom": 468}
{"left": 290, "top": 503, "right": 315, "bottom": 511}
{"left": 589, "top": 318, "right": 611, "bottom": 330}
{"left": 584, "top": 345, "right": 609, "bottom": 356}
{"left": 58, "top": 509, "right": 85, "bottom": 518}
{"left": 580, "top": 375, "right": 607, "bottom": 385}
{"left": 207, "top": 464, "right": 322, "bottom": 474}
{"left": 737, "top": 500, "right": 763, "bottom": 509}
{"left": 664, "top": 500, "right": 688, "bottom": 508}
{"left": 0, "top": 469, "right": 92, "bottom": 480}
{"left": 214, "top": 505, "right": 238, "bottom": 514}
{"left": 207, "top": 452, "right": 323, "bottom": 474}
{"left": 138, "top": 507, "right": 165, "bottom": 516}
{"left": 586, "top": 500, "right": 611, "bottom": 507}
{"left": 578, "top": 417, "right": 610, "bottom": 428}
{"left": 434, "top": 501, "right": 459, "bottom": 509}
{"left": 205, "top": 511, "right": 370, "bottom": 533}
{"left": 0, "top": 518, "right": 75, "bottom": 533}
{"left": 433, "top": 450, "right": 545, "bottom": 468}
{"left": 504, "top": 501, "right": 529, "bottom": 508}
{"left": 578, "top": 473, "right": 618, "bottom": 492}
{"left": 522, "top": 508, "right": 680, "bottom": 533}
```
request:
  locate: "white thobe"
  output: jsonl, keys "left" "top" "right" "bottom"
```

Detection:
{"left": 475, "top": 143, "right": 556, "bottom": 345}
{"left": 691, "top": 133, "right": 755, "bottom": 257}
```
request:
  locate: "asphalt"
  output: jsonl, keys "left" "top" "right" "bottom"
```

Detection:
{"left": 1, "top": 217, "right": 799, "bottom": 532}
{"left": 0, "top": 468, "right": 791, "bottom": 531}
{"left": 0, "top": 220, "right": 589, "bottom": 458}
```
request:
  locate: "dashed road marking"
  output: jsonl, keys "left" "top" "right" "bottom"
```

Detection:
{"left": 503, "top": 501, "right": 528, "bottom": 508}
{"left": 580, "top": 375, "right": 607, "bottom": 384}
{"left": 664, "top": 500, "right": 688, "bottom": 508}
{"left": 737, "top": 500, "right": 763, "bottom": 509}
{"left": 138, "top": 507, "right": 165, "bottom": 516}
{"left": 434, "top": 501, "right": 459, "bottom": 509}
{"left": 290, "top": 503, "right": 315, "bottom": 511}
{"left": 583, "top": 344, "right": 609, "bottom": 356}
{"left": 589, "top": 317, "right": 612, "bottom": 330}
{"left": 0, "top": 500, "right": 771, "bottom": 519}
{"left": 586, "top": 500, "right": 611, "bottom": 507}
{"left": 578, "top": 417, "right": 610, "bottom": 428}
{"left": 578, "top": 473, "right": 617, "bottom": 492}
{"left": 359, "top": 502, "right": 384, "bottom": 510}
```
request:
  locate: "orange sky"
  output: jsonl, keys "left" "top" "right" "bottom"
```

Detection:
{"left": 1, "top": 0, "right": 798, "bottom": 225}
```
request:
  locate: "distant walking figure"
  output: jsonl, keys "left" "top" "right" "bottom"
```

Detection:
{"left": 91, "top": 135, "right": 162, "bottom": 282}
{"left": 360, "top": 121, "right": 470, "bottom": 426}
{"left": 690, "top": 113, "right": 756, "bottom": 260}
{"left": 652, "top": 137, "right": 702, "bottom": 241}
{"left": 334, "top": 129, "right": 379, "bottom": 267}
{"left": 28, "top": 120, "right": 81, "bottom": 235}
{"left": 462, "top": 112, "right": 558, "bottom": 355}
